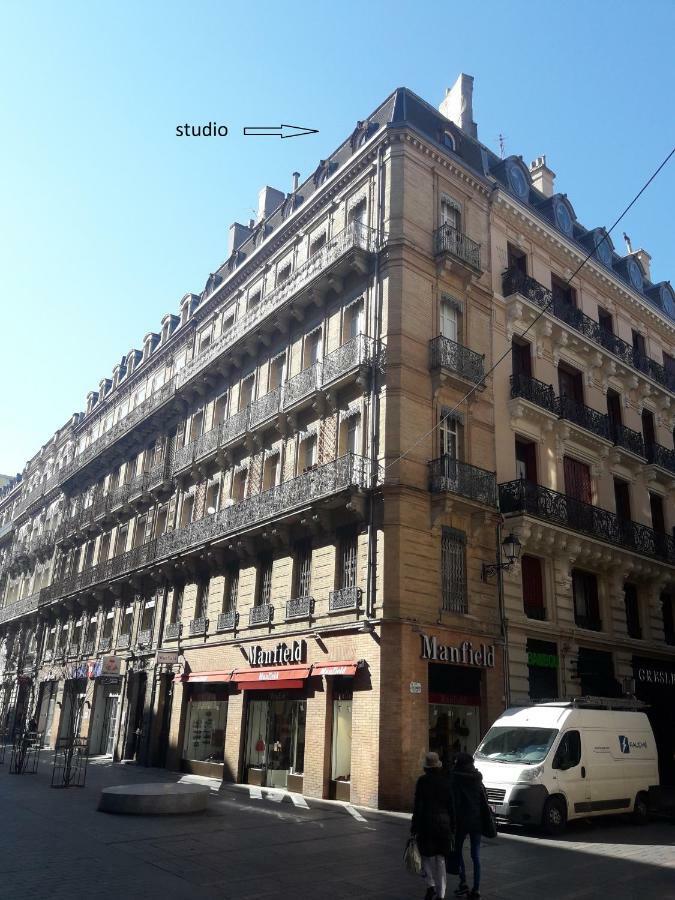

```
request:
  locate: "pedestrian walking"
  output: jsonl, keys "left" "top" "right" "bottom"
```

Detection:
{"left": 451, "top": 752, "right": 495, "bottom": 899}
{"left": 411, "top": 751, "right": 456, "bottom": 900}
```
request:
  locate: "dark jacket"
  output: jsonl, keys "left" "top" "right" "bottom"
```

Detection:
{"left": 452, "top": 767, "right": 485, "bottom": 834}
{"left": 411, "top": 770, "right": 456, "bottom": 857}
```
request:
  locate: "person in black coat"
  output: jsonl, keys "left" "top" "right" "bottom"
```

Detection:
{"left": 411, "top": 751, "right": 456, "bottom": 900}
{"left": 451, "top": 752, "right": 488, "bottom": 899}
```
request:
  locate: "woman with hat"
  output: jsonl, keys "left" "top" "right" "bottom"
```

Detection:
{"left": 410, "top": 751, "right": 456, "bottom": 900}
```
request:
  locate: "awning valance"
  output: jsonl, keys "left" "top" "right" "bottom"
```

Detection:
{"left": 233, "top": 664, "right": 312, "bottom": 689}
{"left": 312, "top": 660, "right": 361, "bottom": 677}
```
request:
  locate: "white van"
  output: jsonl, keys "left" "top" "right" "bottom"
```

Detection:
{"left": 473, "top": 699, "right": 659, "bottom": 834}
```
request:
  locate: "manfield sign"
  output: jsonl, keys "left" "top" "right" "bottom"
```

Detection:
{"left": 420, "top": 634, "right": 495, "bottom": 668}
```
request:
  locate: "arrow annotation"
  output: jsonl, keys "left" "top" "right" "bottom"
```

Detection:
{"left": 243, "top": 124, "right": 318, "bottom": 139}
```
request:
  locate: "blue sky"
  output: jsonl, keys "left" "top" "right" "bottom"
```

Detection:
{"left": 1, "top": 0, "right": 674, "bottom": 474}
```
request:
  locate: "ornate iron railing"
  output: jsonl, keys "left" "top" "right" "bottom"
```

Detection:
{"left": 503, "top": 268, "right": 674, "bottom": 393}
{"left": 286, "top": 596, "right": 315, "bottom": 620}
{"left": 283, "top": 362, "right": 322, "bottom": 409}
{"left": 321, "top": 334, "right": 375, "bottom": 385}
{"left": 43, "top": 648, "right": 54, "bottom": 662}
{"left": 499, "top": 479, "right": 675, "bottom": 563}
{"left": 646, "top": 442, "right": 675, "bottom": 474}
{"left": 83, "top": 640, "right": 96, "bottom": 655}
{"left": 557, "top": 395, "right": 611, "bottom": 442}
{"left": 221, "top": 407, "right": 249, "bottom": 446}
{"left": 249, "top": 387, "right": 282, "bottom": 429}
{"left": 510, "top": 373, "right": 557, "bottom": 414}
{"left": 611, "top": 424, "right": 645, "bottom": 458}
{"left": 434, "top": 223, "right": 481, "bottom": 271}
{"left": 98, "top": 636, "right": 112, "bottom": 652}
{"left": 188, "top": 617, "right": 208, "bottom": 636}
{"left": 0, "top": 591, "right": 42, "bottom": 625}
{"left": 217, "top": 609, "right": 239, "bottom": 632}
{"left": 429, "top": 335, "right": 485, "bottom": 383}
{"left": 249, "top": 604, "right": 273, "bottom": 626}
{"left": 429, "top": 457, "right": 498, "bottom": 507}
{"left": 137, "top": 628, "right": 153, "bottom": 647}
{"left": 116, "top": 633, "right": 131, "bottom": 650}
{"left": 329, "top": 586, "right": 362, "bottom": 612}
{"left": 177, "top": 222, "right": 376, "bottom": 392}
{"left": 164, "top": 622, "right": 181, "bottom": 641}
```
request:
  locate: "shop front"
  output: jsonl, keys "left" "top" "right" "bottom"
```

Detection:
{"left": 181, "top": 681, "right": 230, "bottom": 776}
{"left": 527, "top": 639, "right": 559, "bottom": 701}
{"left": 36, "top": 680, "right": 59, "bottom": 748}
{"left": 88, "top": 677, "right": 122, "bottom": 757}
{"left": 633, "top": 655, "right": 675, "bottom": 787}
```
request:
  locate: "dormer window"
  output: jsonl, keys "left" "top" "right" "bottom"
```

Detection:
{"left": 441, "top": 130, "right": 456, "bottom": 151}
{"left": 505, "top": 158, "right": 530, "bottom": 202}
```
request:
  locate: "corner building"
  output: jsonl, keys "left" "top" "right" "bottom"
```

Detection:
{"left": 0, "top": 75, "right": 672, "bottom": 809}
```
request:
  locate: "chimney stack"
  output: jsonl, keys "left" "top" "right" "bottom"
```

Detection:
{"left": 439, "top": 73, "right": 478, "bottom": 138}
{"left": 634, "top": 249, "right": 651, "bottom": 280}
{"left": 257, "top": 186, "right": 286, "bottom": 223}
{"left": 228, "top": 222, "right": 253, "bottom": 255}
{"left": 529, "top": 156, "right": 556, "bottom": 198}
{"left": 292, "top": 171, "right": 300, "bottom": 192}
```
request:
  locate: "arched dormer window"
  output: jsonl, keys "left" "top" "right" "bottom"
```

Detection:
{"left": 440, "top": 129, "right": 456, "bottom": 151}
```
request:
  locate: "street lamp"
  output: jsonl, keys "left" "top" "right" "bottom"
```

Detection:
{"left": 481, "top": 531, "right": 522, "bottom": 581}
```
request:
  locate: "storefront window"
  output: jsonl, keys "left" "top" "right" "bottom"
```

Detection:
{"left": 245, "top": 697, "right": 306, "bottom": 788}
{"left": 428, "top": 662, "right": 482, "bottom": 767}
{"left": 527, "top": 639, "right": 559, "bottom": 700}
{"left": 182, "top": 690, "right": 228, "bottom": 763}
{"left": 331, "top": 699, "right": 352, "bottom": 781}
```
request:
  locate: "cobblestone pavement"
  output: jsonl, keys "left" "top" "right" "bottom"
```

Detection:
{"left": 0, "top": 755, "right": 673, "bottom": 900}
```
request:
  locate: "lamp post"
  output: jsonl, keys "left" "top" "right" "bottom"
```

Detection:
{"left": 481, "top": 531, "right": 522, "bottom": 581}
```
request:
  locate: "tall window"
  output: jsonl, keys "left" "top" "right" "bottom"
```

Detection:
{"left": 263, "top": 454, "right": 280, "bottom": 490}
{"left": 295, "top": 543, "right": 312, "bottom": 598}
{"left": 440, "top": 297, "right": 459, "bottom": 343}
{"left": 563, "top": 456, "right": 592, "bottom": 504}
{"left": 598, "top": 307, "right": 614, "bottom": 334}
{"left": 338, "top": 532, "right": 358, "bottom": 590}
{"left": 440, "top": 413, "right": 460, "bottom": 459}
{"left": 606, "top": 389, "right": 622, "bottom": 437}
{"left": 170, "top": 584, "right": 184, "bottom": 625}
{"left": 440, "top": 197, "right": 460, "bottom": 230}
{"left": 223, "top": 566, "right": 239, "bottom": 612}
{"left": 572, "top": 569, "right": 601, "bottom": 630}
{"left": 304, "top": 329, "right": 322, "bottom": 368}
{"left": 194, "top": 578, "right": 209, "bottom": 620}
{"left": 650, "top": 492, "right": 666, "bottom": 534}
{"left": 624, "top": 584, "right": 641, "bottom": 639}
{"left": 507, "top": 243, "right": 527, "bottom": 275}
{"left": 257, "top": 558, "right": 273, "bottom": 607}
{"left": 642, "top": 409, "right": 656, "bottom": 450}
{"left": 551, "top": 274, "right": 577, "bottom": 308}
{"left": 662, "top": 593, "right": 675, "bottom": 645}
{"left": 344, "top": 300, "right": 363, "bottom": 341}
{"left": 521, "top": 555, "right": 545, "bottom": 620}
{"left": 511, "top": 339, "right": 532, "bottom": 378}
{"left": 268, "top": 354, "right": 285, "bottom": 392}
{"left": 441, "top": 528, "right": 467, "bottom": 614}
{"left": 239, "top": 375, "right": 255, "bottom": 411}
{"left": 515, "top": 439, "right": 537, "bottom": 482}
{"left": 299, "top": 435, "right": 317, "bottom": 472}
{"left": 557, "top": 364, "right": 584, "bottom": 405}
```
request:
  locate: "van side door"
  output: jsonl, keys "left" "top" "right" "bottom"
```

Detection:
{"left": 551, "top": 730, "right": 590, "bottom": 816}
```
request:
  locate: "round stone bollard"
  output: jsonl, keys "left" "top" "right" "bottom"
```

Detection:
{"left": 98, "top": 782, "right": 210, "bottom": 815}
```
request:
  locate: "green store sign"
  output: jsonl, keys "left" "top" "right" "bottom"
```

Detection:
{"left": 528, "top": 651, "right": 559, "bottom": 669}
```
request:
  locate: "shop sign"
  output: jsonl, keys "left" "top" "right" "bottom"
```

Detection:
{"left": 156, "top": 650, "right": 180, "bottom": 665}
{"left": 101, "top": 655, "right": 122, "bottom": 676}
{"left": 420, "top": 635, "right": 495, "bottom": 668}
{"left": 527, "top": 651, "right": 559, "bottom": 669}
{"left": 409, "top": 681, "right": 422, "bottom": 694}
{"left": 99, "top": 676, "right": 121, "bottom": 685}
{"left": 636, "top": 666, "right": 675, "bottom": 686}
{"left": 249, "top": 640, "right": 306, "bottom": 667}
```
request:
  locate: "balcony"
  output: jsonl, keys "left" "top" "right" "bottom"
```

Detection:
{"left": 329, "top": 586, "right": 362, "bottom": 613}
{"left": 283, "top": 362, "right": 322, "bottom": 411}
{"left": 611, "top": 424, "right": 645, "bottom": 458}
{"left": 429, "top": 457, "right": 498, "bottom": 507}
{"left": 321, "top": 333, "right": 379, "bottom": 388}
{"left": 249, "top": 604, "right": 273, "bottom": 627}
{"left": 216, "top": 610, "right": 239, "bottom": 632}
{"left": 137, "top": 628, "right": 153, "bottom": 648}
{"left": 429, "top": 335, "right": 485, "bottom": 385}
{"left": 98, "top": 636, "right": 112, "bottom": 653}
{"left": 188, "top": 617, "right": 208, "bottom": 637}
{"left": 164, "top": 622, "right": 182, "bottom": 641}
{"left": 286, "top": 596, "right": 315, "bottom": 621}
{"left": 249, "top": 387, "right": 282, "bottom": 431}
{"left": 83, "top": 640, "right": 96, "bottom": 655}
{"left": 434, "top": 223, "right": 481, "bottom": 272}
{"left": 557, "top": 395, "right": 611, "bottom": 443}
{"left": 646, "top": 442, "right": 675, "bottom": 475}
{"left": 0, "top": 590, "right": 42, "bottom": 625}
{"left": 117, "top": 633, "right": 131, "bottom": 650}
{"left": 43, "top": 648, "right": 54, "bottom": 662}
{"left": 176, "top": 222, "right": 376, "bottom": 394}
{"left": 39, "top": 454, "right": 371, "bottom": 613}
{"left": 499, "top": 479, "right": 675, "bottom": 564}
{"left": 510, "top": 373, "right": 557, "bottom": 415}
{"left": 503, "top": 269, "right": 675, "bottom": 394}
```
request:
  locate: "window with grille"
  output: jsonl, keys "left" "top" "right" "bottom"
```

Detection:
{"left": 170, "top": 584, "right": 184, "bottom": 624}
{"left": 295, "top": 544, "right": 312, "bottom": 597}
{"left": 441, "top": 528, "right": 467, "bottom": 614}
{"left": 224, "top": 567, "right": 239, "bottom": 612}
{"left": 258, "top": 558, "right": 273, "bottom": 606}
{"left": 339, "top": 533, "right": 358, "bottom": 589}
{"left": 195, "top": 579, "right": 209, "bottom": 619}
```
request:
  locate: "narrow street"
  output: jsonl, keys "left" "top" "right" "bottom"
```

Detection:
{"left": 1, "top": 756, "right": 673, "bottom": 899}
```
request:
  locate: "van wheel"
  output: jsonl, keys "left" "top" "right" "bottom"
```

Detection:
{"left": 632, "top": 792, "right": 649, "bottom": 825}
{"left": 541, "top": 797, "right": 567, "bottom": 835}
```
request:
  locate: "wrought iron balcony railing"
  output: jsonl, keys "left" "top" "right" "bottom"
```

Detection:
{"left": 137, "top": 628, "right": 153, "bottom": 647}
{"left": 164, "top": 622, "right": 182, "bottom": 641}
{"left": 0, "top": 590, "right": 42, "bottom": 625}
{"left": 434, "top": 223, "right": 481, "bottom": 271}
{"left": 283, "top": 362, "right": 322, "bottom": 409}
{"left": 39, "top": 454, "right": 371, "bottom": 611}
{"left": 176, "top": 222, "right": 376, "bottom": 392}
{"left": 429, "top": 457, "right": 498, "bottom": 507}
{"left": 249, "top": 387, "right": 282, "bottom": 430}
{"left": 611, "top": 423, "right": 645, "bottom": 458}
{"left": 646, "top": 442, "right": 675, "bottom": 474}
{"left": 286, "top": 596, "right": 315, "bottom": 620}
{"left": 322, "top": 333, "right": 377, "bottom": 386}
{"left": 329, "top": 586, "right": 362, "bottom": 612}
{"left": 98, "top": 636, "right": 112, "bottom": 652}
{"left": 503, "top": 268, "right": 675, "bottom": 393}
{"left": 217, "top": 609, "right": 239, "bottom": 632}
{"left": 510, "top": 372, "right": 558, "bottom": 414}
{"left": 429, "top": 335, "right": 485, "bottom": 384}
{"left": 116, "top": 633, "right": 131, "bottom": 650}
{"left": 499, "top": 479, "right": 675, "bottom": 564}
{"left": 43, "top": 648, "right": 54, "bottom": 662}
{"left": 83, "top": 640, "right": 96, "bottom": 656}
{"left": 249, "top": 604, "right": 273, "bottom": 626}
{"left": 188, "top": 617, "right": 208, "bottom": 636}
{"left": 557, "top": 395, "right": 612, "bottom": 442}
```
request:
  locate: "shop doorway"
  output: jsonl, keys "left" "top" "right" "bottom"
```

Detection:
{"left": 58, "top": 679, "right": 87, "bottom": 741}
{"left": 37, "top": 681, "right": 58, "bottom": 748}
{"left": 181, "top": 686, "right": 228, "bottom": 776}
{"left": 124, "top": 672, "right": 147, "bottom": 760}
{"left": 99, "top": 693, "right": 119, "bottom": 756}
{"left": 244, "top": 695, "right": 306, "bottom": 790}
{"left": 428, "top": 663, "right": 482, "bottom": 770}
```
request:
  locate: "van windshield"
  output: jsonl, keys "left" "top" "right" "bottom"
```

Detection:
{"left": 475, "top": 726, "right": 558, "bottom": 764}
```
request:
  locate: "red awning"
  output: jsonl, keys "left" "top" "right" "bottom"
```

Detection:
{"left": 233, "top": 664, "right": 312, "bottom": 689}
{"left": 174, "top": 670, "right": 234, "bottom": 684}
{"left": 312, "top": 660, "right": 361, "bottom": 678}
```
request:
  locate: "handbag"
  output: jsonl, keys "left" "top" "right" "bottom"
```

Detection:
{"left": 403, "top": 835, "right": 423, "bottom": 875}
{"left": 480, "top": 792, "right": 498, "bottom": 839}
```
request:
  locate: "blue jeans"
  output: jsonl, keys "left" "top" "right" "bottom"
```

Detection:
{"left": 457, "top": 831, "right": 481, "bottom": 891}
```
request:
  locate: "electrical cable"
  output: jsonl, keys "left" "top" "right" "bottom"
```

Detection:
{"left": 383, "top": 144, "right": 675, "bottom": 474}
